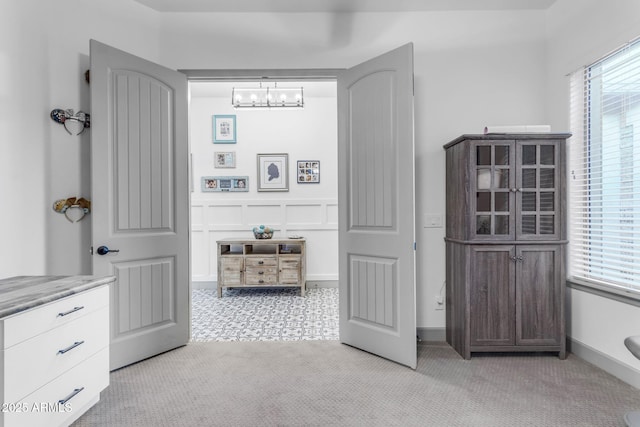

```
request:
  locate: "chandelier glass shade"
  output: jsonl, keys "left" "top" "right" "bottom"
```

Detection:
{"left": 232, "top": 84, "right": 304, "bottom": 109}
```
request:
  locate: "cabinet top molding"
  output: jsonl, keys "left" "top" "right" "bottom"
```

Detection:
{"left": 443, "top": 133, "right": 573, "bottom": 149}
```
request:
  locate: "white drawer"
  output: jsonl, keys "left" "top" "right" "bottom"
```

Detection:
{"left": 2, "top": 347, "right": 109, "bottom": 427}
{"left": 3, "top": 306, "right": 108, "bottom": 403}
{"left": 3, "top": 285, "right": 109, "bottom": 349}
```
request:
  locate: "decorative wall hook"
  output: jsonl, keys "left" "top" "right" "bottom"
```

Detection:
{"left": 53, "top": 197, "right": 91, "bottom": 223}
{"left": 50, "top": 109, "right": 91, "bottom": 135}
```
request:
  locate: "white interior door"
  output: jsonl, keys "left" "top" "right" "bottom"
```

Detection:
{"left": 338, "top": 43, "right": 417, "bottom": 369}
{"left": 90, "top": 40, "right": 190, "bottom": 371}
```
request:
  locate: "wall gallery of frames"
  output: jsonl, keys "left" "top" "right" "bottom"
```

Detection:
{"left": 189, "top": 82, "right": 339, "bottom": 287}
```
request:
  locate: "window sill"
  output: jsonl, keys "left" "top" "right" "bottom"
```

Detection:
{"left": 567, "top": 277, "right": 640, "bottom": 307}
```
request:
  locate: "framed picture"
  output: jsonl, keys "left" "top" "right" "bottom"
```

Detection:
{"left": 213, "top": 115, "right": 236, "bottom": 143}
{"left": 297, "top": 160, "right": 320, "bottom": 184}
{"left": 257, "top": 153, "right": 288, "bottom": 192}
{"left": 201, "top": 176, "right": 248, "bottom": 192}
{"left": 214, "top": 151, "right": 236, "bottom": 168}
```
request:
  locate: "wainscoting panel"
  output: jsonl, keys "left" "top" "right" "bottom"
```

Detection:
{"left": 191, "top": 199, "right": 338, "bottom": 284}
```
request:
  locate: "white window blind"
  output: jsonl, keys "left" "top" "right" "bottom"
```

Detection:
{"left": 569, "top": 38, "right": 640, "bottom": 293}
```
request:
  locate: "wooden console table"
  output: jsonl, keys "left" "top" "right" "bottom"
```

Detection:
{"left": 216, "top": 238, "right": 306, "bottom": 297}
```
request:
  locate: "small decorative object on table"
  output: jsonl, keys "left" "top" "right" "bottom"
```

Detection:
{"left": 252, "top": 225, "right": 274, "bottom": 239}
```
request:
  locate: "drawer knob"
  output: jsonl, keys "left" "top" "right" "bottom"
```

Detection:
{"left": 57, "top": 306, "right": 85, "bottom": 317}
{"left": 258, "top": 271, "right": 264, "bottom": 275}
{"left": 57, "top": 340, "right": 85, "bottom": 355}
{"left": 259, "top": 279, "right": 264, "bottom": 284}
{"left": 258, "top": 261, "right": 264, "bottom": 265}
{"left": 58, "top": 387, "right": 85, "bottom": 405}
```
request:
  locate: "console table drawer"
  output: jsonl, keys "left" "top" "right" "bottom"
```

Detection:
{"left": 245, "top": 272, "right": 278, "bottom": 285}
{"left": 245, "top": 257, "right": 277, "bottom": 267}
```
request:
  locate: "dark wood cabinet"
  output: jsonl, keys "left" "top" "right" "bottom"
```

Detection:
{"left": 444, "top": 133, "right": 570, "bottom": 359}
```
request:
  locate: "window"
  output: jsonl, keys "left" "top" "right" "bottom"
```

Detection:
{"left": 569, "top": 38, "right": 640, "bottom": 295}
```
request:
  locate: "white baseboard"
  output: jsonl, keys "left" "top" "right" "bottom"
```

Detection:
{"left": 417, "top": 327, "right": 446, "bottom": 342}
{"left": 568, "top": 337, "right": 640, "bottom": 390}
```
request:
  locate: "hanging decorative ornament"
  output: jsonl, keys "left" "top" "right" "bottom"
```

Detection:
{"left": 52, "top": 197, "right": 91, "bottom": 223}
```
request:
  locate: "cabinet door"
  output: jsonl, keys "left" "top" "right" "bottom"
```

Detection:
{"left": 469, "top": 246, "right": 516, "bottom": 346}
{"left": 278, "top": 256, "right": 301, "bottom": 284}
{"left": 515, "top": 245, "right": 563, "bottom": 346}
{"left": 470, "top": 141, "right": 516, "bottom": 240}
{"left": 220, "top": 257, "right": 243, "bottom": 285}
{"left": 516, "top": 141, "right": 562, "bottom": 240}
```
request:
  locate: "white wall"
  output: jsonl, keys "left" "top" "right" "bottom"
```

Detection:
{"left": 189, "top": 83, "right": 338, "bottom": 284}
{"left": 546, "top": 0, "right": 640, "bottom": 374}
{"left": 0, "top": 0, "right": 161, "bottom": 278}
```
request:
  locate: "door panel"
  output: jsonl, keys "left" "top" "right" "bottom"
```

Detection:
{"left": 516, "top": 245, "right": 563, "bottom": 346}
{"left": 469, "top": 246, "right": 515, "bottom": 346}
{"left": 338, "top": 43, "right": 416, "bottom": 369}
{"left": 90, "top": 40, "right": 190, "bottom": 370}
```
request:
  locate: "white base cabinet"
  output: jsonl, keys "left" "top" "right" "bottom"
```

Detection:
{"left": 0, "top": 284, "right": 110, "bottom": 427}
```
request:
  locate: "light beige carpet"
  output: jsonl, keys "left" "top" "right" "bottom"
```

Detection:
{"left": 73, "top": 341, "right": 640, "bottom": 426}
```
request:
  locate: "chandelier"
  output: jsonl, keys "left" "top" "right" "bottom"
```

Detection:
{"left": 232, "top": 83, "right": 304, "bottom": 109}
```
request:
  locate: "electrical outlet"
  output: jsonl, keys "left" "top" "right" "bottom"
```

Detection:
{"left": 435, "top": 295, "right": 444, "bottom": 310}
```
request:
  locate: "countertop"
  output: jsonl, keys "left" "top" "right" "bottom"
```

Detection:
{"left": 0, "top": 275, "right": 115, "bottom": 319}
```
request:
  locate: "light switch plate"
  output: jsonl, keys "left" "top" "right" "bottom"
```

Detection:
{"left": 423, "top": 214, "right": 443, "bottom": 228}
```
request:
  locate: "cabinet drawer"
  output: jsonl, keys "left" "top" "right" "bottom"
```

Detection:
{"left": 3, "top": 285, "right": 109, "bottom": 349}
{"left": 3, "top": 348, "right": 109, "bottom": 427}
{"left": 3, "top": 306, "right": 109, "bottom": 403}
{"left": 245, "top": 257, "right": 277, "bottom": 267}
{"left": 245, "top": 272, "right": 278, "bottom": 285}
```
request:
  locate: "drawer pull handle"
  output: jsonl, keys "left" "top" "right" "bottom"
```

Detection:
{"left": 258, "top": 271, "right": 264, "bottom": 275}
{"left": 259, "top": 279, "right": 264, "bottom": 284}
{"left": 258, "top": 261, "right": 264, "bottom": 265}
{"left": 58, "top": 387, "right": 85, "bottom": 405}
{"left": 57, "top": 306, "right": 85, "bottom": 317}
{"left": 57, "top": 341, "right": 85, "bottom": 355}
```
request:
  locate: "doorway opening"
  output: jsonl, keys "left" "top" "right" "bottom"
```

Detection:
{"left": 187, "top": 79, "right": 339, "bottom": 342}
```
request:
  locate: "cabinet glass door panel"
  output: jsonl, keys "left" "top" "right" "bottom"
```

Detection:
{"left": 477, "top": 192, "right": 491, "bottom": 211}
{"left": 495, "top": 145, "right": 509, "bottom": 165}
{"left": 540, "top": 145, "right": 555, "bottom": 165}
{"left": 477, "top": 169, "right": 491, "bottom": 190}
{"left": 496, "top": 169, "right": 509, "bottom": 188}
{"left": 521, "top": 169, "right": 537, "bottom": 188}
{"left": 539, "top": 215, "right": 555, "bottom": 234}
{"left": 516, "top": 143, "right": 559, "bottom": 240}
{"left": 472, "top": 142, "right": 515, "bottom": 239}
{"left": 539, "top": 169, "right": 555, "bottom": 188}
{"left": 494, "top": 193, "right": 509, "bottom": 212}
{"left": 476, "top": 215, "right": 492, "bottom": 235}
{"left": 495, "top": 215, "right": 510, "bottom": 235}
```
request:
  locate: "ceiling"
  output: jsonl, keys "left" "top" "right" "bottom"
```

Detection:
{"left": 134, "top": 0, "right": 557, "bottom": 13}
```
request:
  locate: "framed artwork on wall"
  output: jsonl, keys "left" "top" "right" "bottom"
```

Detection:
{"left": 257, "top": 153, "right": 288, "bottom": 192}
{"left": 297, "top": 160, "right": 320, "bottom": 183}
{"left": 214, "top": 151, "right": 236, "bottom": 168}
{"left": 201, "top": 176, "right": 248, "bottom": 192}
{"left": 212, "top": 115, "right": 236, "bottom": 143}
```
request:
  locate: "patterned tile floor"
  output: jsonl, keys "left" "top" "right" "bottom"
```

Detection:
{"left": 191, "top": 287, "right": 339, "bottom": 342}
